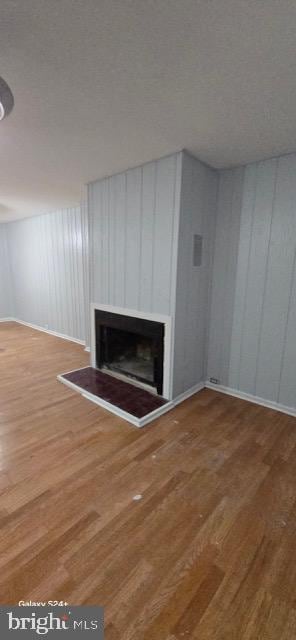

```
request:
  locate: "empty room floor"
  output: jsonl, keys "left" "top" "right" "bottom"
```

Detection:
{"left": 0, "top": 322, "right": 296, "bottom": 639}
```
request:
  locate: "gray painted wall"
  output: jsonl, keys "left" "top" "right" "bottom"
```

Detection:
{"left": 1, "top": 149, "right": 295, "bottom": 411}
{"left": 208, "top": 154, "right": 296, "bottom": 410}
{"left": 207, "top": 168, "right": 244, "bottom": 385}
{"left": 89, "top": 151, "right": 217, "bottom": 399}
{"left": 7, "top": 206, "right": 86, "bottom": 342}
{"left": 81, "top": 199, "right": 90, "bottom": 347}
{"left": 0, "top": 224, "right": 14, "bottom": 318}
{"left": 173, "top": 153, "right": 218, "bottom": 396}
{"left": 88, "top": 153, "right": 182, "bottom": 316}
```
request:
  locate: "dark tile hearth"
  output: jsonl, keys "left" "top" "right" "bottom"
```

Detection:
{"left": 61, "top": 367, "right": 168, "bottom": 418}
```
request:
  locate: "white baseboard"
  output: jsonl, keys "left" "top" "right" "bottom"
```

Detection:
{"left": 205, "top": 381, "right": 296, "bottom": 418}
{"left": 57, "top": 372, "right": 174, "bottom": 428}
{"left": 84, "top": 346, "right": 90, "bottom": 352}
{"left": 58, "top": 371, "right": 206, "bottom": 428}
{"left": 138, "top": 402, "right": 174, "bottom": 427}
{"left": 172, "top": 381, "right": 205, "bottom": 407}
{"left": 5, "top": 317, "right": 86, "bottom": 348}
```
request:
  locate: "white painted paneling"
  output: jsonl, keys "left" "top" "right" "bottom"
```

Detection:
{"left": 139, "top": 162, "right": 157, "bottom": 310}
{"left": 0, "top": 225, "right": 14, "bottom": 318}
{"left": 125, "top": 167, "right": 142, "bottom": 309}
{"left": 89, "top": 151, "right": 217, "bottom": 399}
{"left": 228, "top": 164, "right": 257, "bottom": 388}
{"left": 207, "top": 168, "right": 244, "bottom": 385}
{"left": 88, "top": 153, "right": 181, "bottom": 316}
{"left": 2, "top": 149, "right": 295, "bottom": 411}
{"left": 173, "top": 153, "right": 218, "bottom": 396}
{"left": 229, "top": 159, "right": 277, "bottom": 392}
{"left": 113, "top": 173, "right": 127, "bottom": 308}
{"left": 255, "top": 155, "right": 296, "bottom": 402}
{"left": 152, "top": 155, "right": 179, "bottom": 315}
{"left": 278, "top": 250, "right": 296, "bottom": 407}
{"left": 7, "top": 206, "right": 86, "bottom": 341}
{"left": 209, "top": 153, "right": 296, "bottom": 411}
{"left": 81, "top": 200, "right": 90, "bottom": 347}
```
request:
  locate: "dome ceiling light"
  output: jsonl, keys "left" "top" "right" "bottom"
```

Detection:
{"left": 0, "top": 77, "right": 14, "bottom": 121}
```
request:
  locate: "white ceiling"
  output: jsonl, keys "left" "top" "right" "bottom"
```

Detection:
{"left": 1, "top": 0, "right": 296, "bottom": 221}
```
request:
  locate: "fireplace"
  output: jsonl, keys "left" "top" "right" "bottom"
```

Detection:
{"left": 95, "top": 309, "right": 165, "bottom": 395}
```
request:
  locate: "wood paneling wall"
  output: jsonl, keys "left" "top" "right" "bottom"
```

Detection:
{"left": 2, "top": 150, "right": 295, "bottom": 411}
{"left": 207, "top": 168, "right": 244, "bottom": 385}
{"left": 88, "top": 153, "right": 182, "bottom": 316}
{"left": 208, "top": 154, "right": 296, "bottom": 410}
{"left": 88, "top": 151, "right": 217, "bottom": 399}
{"left": 0, "top": 224, "right": 13, "bottom": 318}
{"left": 173, "top": 153, "right": 218, "bottom": 396}
{"left": 7, "top": 207, "right": 86, "bottom": 342}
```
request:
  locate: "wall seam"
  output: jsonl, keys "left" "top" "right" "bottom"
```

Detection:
{"left": 237, "top": 162, "right": 258, "bottom": 390}
{"left": 253, "top": 156, "right": 279, "bottom": 396}
{"left": 277, "top": 247, "right": 296, "bottom": 403}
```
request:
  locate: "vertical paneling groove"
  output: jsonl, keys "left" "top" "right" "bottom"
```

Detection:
{"left": 123, "top": 172, "right": 128, "bottom": 308}
{"left": 140, "top": 162, "right": 156, "bottom": 310}
{"left": 152, "top": 156, "right": 177, "bottom": 314}
{"left": 150, "top": 162, "right": 158, "bottom": 312}
{"left": 168, "top": 154, "right": 179, "bottom": 317}
{"left": 78, "top": 205, "right": 86, "bottom": 339}
{"left": 108, "top": 178, "right": 113, "bottom": 306}
{"left": 253, "top": 158, "right": 279, "bottom": 394}
{"left": 82, "top": 198, "right": 90, "bottom": 346}
{"left": 220, "top": 168, "right": 244, "bottom": 384}
{"left": 277, "top": 248, "right": 296, "bottom": 402}
{"left": 125, "top": 167, "right": 142, "bottom": 309}
{"left": 0, "top": 225, "right": 13, "bottom": 317}
{"left": 278, "top": 248, "right": 296, "bottom": 407}
{"left": 236, "top": 164, "right": 258, "bottom": 390}
{"left": 201, "top": 168, "right": 219, "bottom": 384}
{"left": 137, "top": 168, "right": 144, "bottom": 310}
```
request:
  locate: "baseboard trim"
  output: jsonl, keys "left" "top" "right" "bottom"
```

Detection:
{"left": 58, "top": 373, "right": 206, "bottom": 428}
{"left": 205, "top": 381, "right": 296, "bottom": 418}
{"left": 172, "top": 381, "right": 205, "bottom": 407}
{"left": 4, "top": 317, "right": 86, "bottom": 347}
{"left": 138, "top": 402, "right": 174, "bottom": 427}
{"left": 57, "top": 372, "right": 174, "bottom": 428}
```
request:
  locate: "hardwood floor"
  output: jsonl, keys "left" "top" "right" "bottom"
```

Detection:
{"left": 0, "top": 321, "right": 296, "bottom": 639}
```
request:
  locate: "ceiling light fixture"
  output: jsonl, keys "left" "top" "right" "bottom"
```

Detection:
{"left": 0, "top": 77, "right": 14, "bottom": 121}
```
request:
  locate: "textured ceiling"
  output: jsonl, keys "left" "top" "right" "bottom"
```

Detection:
{"left": 1, "top": 0, "right": 296, "bottom": 220}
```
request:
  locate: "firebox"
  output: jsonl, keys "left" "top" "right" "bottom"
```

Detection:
{"left": 95, "top": 309, "right": 164, "bottom": 395}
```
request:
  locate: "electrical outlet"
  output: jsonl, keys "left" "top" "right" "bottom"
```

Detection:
{"left": 209, "top": 377, "right": 220, "bottom": 384}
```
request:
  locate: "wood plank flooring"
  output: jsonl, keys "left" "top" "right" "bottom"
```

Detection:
{"left": 0, "top": 321, "right": 295, "bottom": 638}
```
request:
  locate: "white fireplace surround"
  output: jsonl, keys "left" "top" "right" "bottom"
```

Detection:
{"left": 90, "top": 303, "right": 173, "bottom": 400}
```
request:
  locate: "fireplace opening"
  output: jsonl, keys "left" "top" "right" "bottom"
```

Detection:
{"left": 95, "top": 310, "right": 164, "bottom": 395}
